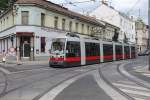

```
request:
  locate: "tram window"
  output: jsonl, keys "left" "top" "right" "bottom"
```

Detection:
{"left": 66, "top": 41, "right": 80, "bottom": 57}
{"left": 124, "top": 46, "right": 130, "bottom": 58}
{"left": 103, "top": 44, "right": 113, "bottom": 57}
{"left": 85, "top": 42, "right": 100, "bottom": 56}
{"left": 116, "top": 45, "right": 122, "bottom": 54}
{"left": 131, "top": 47, "right": 135, "bottom": 58}
{"left": 116, "top": 45, "right": 123, "bottom": 59}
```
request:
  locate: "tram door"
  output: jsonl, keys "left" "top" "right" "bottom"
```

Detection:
{"left": 103, "top": 44, "right": 113, "bottom": 62}
{"left": 124, "top": 46, "right": 130, "bottom": 59}
{"left": 20, "top": 36, "right": 31, "bottom": 58}
{"left": 115, "top": 45, "right": 123, "bottom": 60}
{"left": 85, "top": 42, "right": 100, "bottom": 65}
{"left": 66, "top": 41, "right": 81, "bottom": 66}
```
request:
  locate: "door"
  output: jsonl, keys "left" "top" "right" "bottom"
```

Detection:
{"left": 20, "top": 36, "right": 31, "bottom": 57}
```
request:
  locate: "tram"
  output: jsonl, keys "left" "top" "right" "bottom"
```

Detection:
{"left": 49, "top": 33, "right": 136, "bottom": 67}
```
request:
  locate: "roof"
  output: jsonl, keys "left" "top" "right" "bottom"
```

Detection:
{"left": 15, "top": 0, "right": 103, "bottom": 26}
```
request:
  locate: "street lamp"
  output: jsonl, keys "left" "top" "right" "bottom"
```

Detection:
{"left": 148, "top": 0, "right": 150, "bottom": 71}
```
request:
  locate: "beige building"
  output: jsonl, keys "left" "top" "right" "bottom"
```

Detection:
{"left": 135, "top": 19, "right": 148, "bottom": 53}
{"left": 0, "top": 0, "right": 119, "bottom": 61}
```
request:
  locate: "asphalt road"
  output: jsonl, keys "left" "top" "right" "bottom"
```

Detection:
{"left": 0, "top": 56, "right": 149, "bottom": 100}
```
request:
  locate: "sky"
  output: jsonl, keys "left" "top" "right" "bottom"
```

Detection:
{"left": 48, "top": 0, "right": 148, "bottom": 24}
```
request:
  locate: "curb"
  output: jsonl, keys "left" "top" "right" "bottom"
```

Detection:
{"left": 119, "top": 63, "right": 150, "bottom": 90}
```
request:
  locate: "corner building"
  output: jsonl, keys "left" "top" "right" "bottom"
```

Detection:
{"left": 0, "top": 0, "right": 105, "bottom": 61}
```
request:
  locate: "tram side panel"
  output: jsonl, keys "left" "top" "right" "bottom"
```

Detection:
{"left": 65, "top": 41, "right": 81, "bottom": 67}
{"left": 103, "top": 44, "right": 113, "bottom": 62}
{"left": 115, "top": 45, "right": 123, "bottom": 60}
{"left": 85, "top": 42, "right": 100, "bottom": 65}
{"left": 124, "top": 46, "right": 130, "bottom": 59}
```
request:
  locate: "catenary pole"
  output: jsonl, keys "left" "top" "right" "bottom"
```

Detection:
{"left": 148, "top": 0, "right": 150, "bottom": 71}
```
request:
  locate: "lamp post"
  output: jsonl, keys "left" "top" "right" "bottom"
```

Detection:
{"left": 148, "top": 0, "right": 150, "bottom": 71}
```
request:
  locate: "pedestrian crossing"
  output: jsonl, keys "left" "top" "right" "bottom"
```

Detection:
{"left": 112, "top": 80, "right": 150, "bottom": 100}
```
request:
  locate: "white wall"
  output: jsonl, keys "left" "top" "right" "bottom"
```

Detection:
{"left": 90, "top": 4, "right": 136, "bottom": 44}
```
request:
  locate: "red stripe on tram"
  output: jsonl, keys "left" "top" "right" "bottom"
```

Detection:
{"left": 49, "top": 54, "right": 132, "bottom": 62}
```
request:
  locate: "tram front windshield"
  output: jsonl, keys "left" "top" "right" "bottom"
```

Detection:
{"left": 51, "top": 38, "right": 66, "bottom": 55}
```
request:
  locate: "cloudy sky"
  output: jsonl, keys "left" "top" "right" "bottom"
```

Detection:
{"left": 48, "top": 0, "right": 148, "bottom": 24}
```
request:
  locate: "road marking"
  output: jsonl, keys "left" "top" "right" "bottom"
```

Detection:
{"left": 133, "top": 97, "right": 146, "bottom": 100}
{"left": 113, "top": 83, "right": 149, "bottom": 91}
{"left": 142, "top": 73, "right": 150, "bottom": 77}
{"left": 116, "top": 80, "right": 135, "bottom": 85}
{"left": 94, "top": 71, "right": 128, "bottom": 100}
{"left": 0, "top": 67, "right": 11, "bottom": 74}
{"left": 39, "top": 70, "right": 93, "bottom": 100}
{"left": 120, "top": 88, "right": 150, "bottom": 97}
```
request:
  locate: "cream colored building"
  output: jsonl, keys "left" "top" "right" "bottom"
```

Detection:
{"left": 0, "top": 0, "right": 119, "bottom": 61}
{"left": 135, "top": 19, "right": 148, "bottom": 53}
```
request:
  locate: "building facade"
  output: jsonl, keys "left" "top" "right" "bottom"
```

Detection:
{"left": 135, "top": 19, "right": 148, "bottom": 53}
{"left": 90, "top": 3, "right": 136, "bottom": 44}
{"left": 0, "top": 0, "right": 118, "bottom": 61}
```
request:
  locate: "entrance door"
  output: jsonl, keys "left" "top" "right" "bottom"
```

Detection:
{"left": 20, "top": 36, "right": 31, "bottom": 57}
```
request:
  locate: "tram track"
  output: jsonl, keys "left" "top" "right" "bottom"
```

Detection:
{"left": 99, "top": 62, "right": 150, "bottom": 100}
{"left": 0, "top": 64, "right": 100, "bottom": 99}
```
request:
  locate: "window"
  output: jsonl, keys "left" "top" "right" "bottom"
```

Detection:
{"left": 54, "top": 16, "right": 58, "bottom": 29}
{"left": 124, "top": 46, "right": 130, "bottom": 59}
{"left": 41, "top": 13, "right": 45, "bottom": 26}
{"left": 75, "top": 23, "right": 78, "bottom": 32}
{"left": 87, "top": 25, "right": 90, "bottom": 34}
{"left": 62, "top": 18, "right": 66, "bottom": 30}
{"left": 41, "top": 37, "right": 46, "bottom": 53}
{"left": 3, "top": 40, "right": 5, "bottom": 52}
{"left": 91, "top": 27, "right": 94, "bottom": 34}
{"left": 7, "top": 39, "right": 8, "bottom": 52}
{"left": 103, "top": 44, "right": 113, "bottom": 61}
{"left": 66, "top": 41, "right": 81, "bottom": 57}
{"left": 21, "top": 11, "right": 29, "bottom": 25}
{"left": 82, "top": 24, "right": 84, "bottom": 33}
{"left": 69, "top": 21, "right": 72, "bottom": 31}
{"left": 85, "top": 42, "right": 100, "bottom": 56}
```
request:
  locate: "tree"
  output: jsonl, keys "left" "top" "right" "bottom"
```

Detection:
{"left": 0, "top": 0, "right": 9, "bottom": 10}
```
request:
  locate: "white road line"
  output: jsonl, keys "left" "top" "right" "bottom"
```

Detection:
{"left": 113, "top": 83, "right": 149, "bottom": 91}
{"left": 0, "top": 67, "right": 11, "bottom": 74}
{"left": 133, "top": 97, "right": 146, "bottom": 100}
{"left": 39, "top": 70, "right": 93, "bottom": 100}
{"left": 116, "top": 80, "right": 135, "bottom": 85}
{"left": 120, "top": 88, "right": 150, "bottom": 97}
{"left": 142, "top": 73, "right": 150, "bottom": 77}
{"left": 94, "top": 71, "right": 128, "bottom": 100}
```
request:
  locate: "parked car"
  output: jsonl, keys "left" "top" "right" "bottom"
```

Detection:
{"left": 138, "top": 50, "right": 149, "bottom": 56}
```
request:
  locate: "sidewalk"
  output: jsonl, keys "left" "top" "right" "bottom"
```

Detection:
{"left": 0, "top": 60, "right": 49, "bottom": 73}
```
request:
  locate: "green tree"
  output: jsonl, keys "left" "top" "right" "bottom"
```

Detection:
{"left": 0, "top": 0, "right": 9, "bottom": 10}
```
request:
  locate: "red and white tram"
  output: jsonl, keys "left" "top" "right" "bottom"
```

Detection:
{"left": 49, "top": 33, "right": 136, "bottom": 67}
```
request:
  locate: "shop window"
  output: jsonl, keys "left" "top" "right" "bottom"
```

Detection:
{"left": 21, "top": 11, "right": 29, "bottom": 25}
{"left": 41, "top": 37, "right": 46, "bottom": 53}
